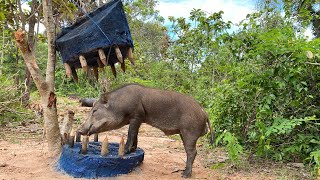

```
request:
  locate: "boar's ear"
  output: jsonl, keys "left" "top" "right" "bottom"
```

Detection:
{"left": 100, "top": 93, "right": 109, "bottom": 104}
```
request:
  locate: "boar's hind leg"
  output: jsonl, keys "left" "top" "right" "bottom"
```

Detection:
{"left": 180, "top": 131, "right": 199, "bottom": 178}
{"left": 125, "top": 119, "right": 141, "bottom": 153}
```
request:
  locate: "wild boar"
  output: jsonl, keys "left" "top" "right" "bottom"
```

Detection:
{"left": 78, "top": 84, "right": 214, "bottom": 178}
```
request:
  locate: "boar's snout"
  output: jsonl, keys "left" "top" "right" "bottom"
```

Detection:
{"left": 77, "top": 122, "right": 93, "bottom": 135}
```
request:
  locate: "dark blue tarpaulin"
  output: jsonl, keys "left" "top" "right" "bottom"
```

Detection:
{"left": 55, "top": 0, "right": 133, "bottom": 68}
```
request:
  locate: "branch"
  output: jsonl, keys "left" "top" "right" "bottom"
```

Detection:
{"left": 14, "top": 30, "right": 46, "bottom": 96}
{"left": 306, "top": 62, "right": 320, "bottom": 66}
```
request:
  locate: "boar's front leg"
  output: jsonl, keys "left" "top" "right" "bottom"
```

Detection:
{"left": 125, "top": 119, "right": 141, "bottom": 153}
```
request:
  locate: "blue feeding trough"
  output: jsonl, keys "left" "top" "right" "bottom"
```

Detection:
{"left": 56, "top": 142, "right": 144, "bottom": 178}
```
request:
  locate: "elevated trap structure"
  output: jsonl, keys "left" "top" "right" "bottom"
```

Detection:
{"left": 55, "top": 0, "right": 134, "bottom": 81}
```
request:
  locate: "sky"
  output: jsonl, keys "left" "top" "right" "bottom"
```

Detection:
{"left": 156, "top": 0, "right": 257, "bottom": 25}
{"left": 155, "top": 0, "right": 314, "bottom": 38}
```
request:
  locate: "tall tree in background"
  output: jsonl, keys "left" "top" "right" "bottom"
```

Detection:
{"left": 261, "top": 0, "right": 320, "bottom": 38}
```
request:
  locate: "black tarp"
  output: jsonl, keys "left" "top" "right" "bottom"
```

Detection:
{"left": 55, "top": 0, "right": 133, "bottom": 68}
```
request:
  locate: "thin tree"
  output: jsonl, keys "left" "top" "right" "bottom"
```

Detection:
{"left": 14, "top": 0, "right": 61, "bottom": 154}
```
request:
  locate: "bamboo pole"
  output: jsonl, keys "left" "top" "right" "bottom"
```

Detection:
{"left": 98, "top": 49, "right": 107, "bottom": 65}
{"left": 64, "top": 63, "right": 72, "bottom": 78}
{"left": 110, "top": 64, "right": 117, "bottom": 78}
{"left": 114, "top": 46, "right": 123, "bottom": 63}
{"left": 118, "top": 136, "right": 125, "bottom": 157}
{"left": 81, "top": 136, "right": 89, "bottom": 154}
{"left": 79, "top": 55, "right": 88, "bottom": 73}
{"left": 101, "top": 135, "right": 109, "bottom": 156}
{"left": 71, "top": 66, "right": 78, "bottom": 83}
{"left": 127, "top": 47, "right": 135, "bottom": 65}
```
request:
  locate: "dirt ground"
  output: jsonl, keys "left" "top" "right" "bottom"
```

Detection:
{"left": 0, "top": 99, "right": 313, "bottom": 180}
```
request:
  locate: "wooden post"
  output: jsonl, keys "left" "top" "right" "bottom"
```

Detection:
{"left": 71, "top": 66, "right": 78, "bottom": 83}
{"left": 93, "top": 66, "right": 99, "bottom": 81}
{"left": 64, "top": 63, "right": 72, "bottom": 78}
{"left": 81, "top": 136, "right": 89, "bottom": 154}
{"left": 127, "top": 47, "right": 135, "bottom": 65}
{"left": 60, "top": 110, "right": 74, "bottom": 144}
{"left": 79, "top": 55, "right": 88, "bottom": 73}
{"left": 101, "top": 135, "right": 109, "bottom": 156}
{"left": 94, "top": 133, "right": 98, "bottom": 142}
{"left": 114, "top": 46, "right": 123, "bottom": 63}
{"left": 110, "top": 64, "right": 117, "bottom": 78}
{"left": 98, "top": 49, "right": 107, "bottom": 65}
{"left": 118, "top": 136, "right": 125, "bottom": 157}
{"left": 68, "top": 128, "right": 75, "bottom": 148}
{"left": 120, "top": 61, "right": 125, "bottom": 72}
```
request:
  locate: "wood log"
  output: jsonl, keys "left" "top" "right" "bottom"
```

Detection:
{"left": 79, "top": 55, "right": 88, "bottom": 72}
{"left": 60, "top": 110, "right": 74, "bottom": 144}
{"left": 79, "top": 98, "right": 96, "bottom": 107}
{"left": 114, "top": 46, "right": 123, "bottom": 63}
{"left": 93, "top": 66, "right": 99, "bottom": 81}
{"left": 98, "top": 49, "right": 107, "bottom": 65}
{"left": 81, "top": 136, "right": 89, "bottom": 154}
{"left": 127, "top": 47, "right": 135, "bottom": 65}
{"left": 110, "top": 64, "right": 117, "bottom": 78}
{"left": 71, "top": 66, "right": 78, "bottom": 83}
{"left": 64, "top": 63, "right": 72, "bottom": 78}
{"left": 76, "top": 131, "right": 81, "bottom": 142}
{"left": 120, "top": 61, "right": 125, "bottom": 72}
{"left": 118, "top": 136, "right": 125, "bottom": 157}
{"left": 101, "top": 135, "right": 109, "bottom": 156}
{"left": 94, "top": 133, "right": 98, "bottom": 142}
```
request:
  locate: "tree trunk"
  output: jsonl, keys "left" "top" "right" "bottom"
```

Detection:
{"left": 22, "top": 0, "right": 38, "bottom": 107}
{"left": 14, "top": 0, "right": 62, "bottom": 155}
{"left": 42, "top": 0, "right": 62, "bottom": 154}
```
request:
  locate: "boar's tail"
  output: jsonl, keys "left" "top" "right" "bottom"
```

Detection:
{"left": 206, "top": 118, "right": 215, "bottom": 146}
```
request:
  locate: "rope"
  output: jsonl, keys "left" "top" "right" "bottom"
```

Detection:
{"left": 70, "top": 0, "right": 111, "bottom": 44}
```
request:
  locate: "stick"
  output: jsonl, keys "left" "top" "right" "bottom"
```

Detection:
{"left": 94, "top": 133, "right": 98, "bottom": 142}
{"left": 64, "top": 63, "right": 72, "bottom": 78}
{"left": 81, "top": 136, "right": 89, "bottom": 154}
{"left": 76, "top": 131, "right": 81, "bottom": 142}
{"left": 121, "top": 61, "right": 125, "bottom": 72}
{"left": 60, "top": 110, "right": 74, "bottom": 144}
{"left": 110, "top": 64, "right": 117, "bottom": 78}
{"left": 101, "top": 135, "right": 109, "bottom": 156}
{"left": 79, "top": 55, "right": 88, "bottom": 73}
{"left": 98, "top": 49, "right": 107, "bottom": 65}
{"left": 114, "top": 46, "right": 123, "bottom": 63}
{"left": 71, "top": 66, "right": 78, "bottom": 83}
{"left": 127, "top": 47, "right": 135, "bottom": 65}
{"left": 93, "top": 66, "right": 98, "bottom": 81}
{"left": 118, "top": 136, "right": 125, "bottom": 157}
{"left": 97, "top": 57, "right": 104, "bottom": 68}
{"left": 68, "top": 128, "right": 75, "bottom": 148}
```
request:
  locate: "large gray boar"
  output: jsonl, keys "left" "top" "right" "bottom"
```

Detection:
{"left": 78, "top": 84, "right": 214, "bottom": 178}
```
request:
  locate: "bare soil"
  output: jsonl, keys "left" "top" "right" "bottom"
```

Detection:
{"left": 0, "top": 98, "right": 312, "bottom": 180}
